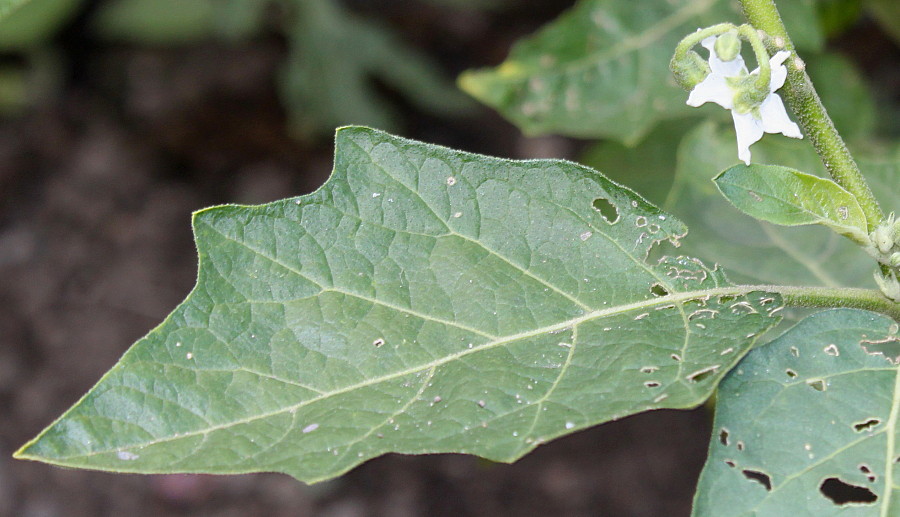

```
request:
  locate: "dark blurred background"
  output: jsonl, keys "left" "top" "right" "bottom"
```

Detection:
{"left": 0, "top": 1, "right": 895, "bottom": 516}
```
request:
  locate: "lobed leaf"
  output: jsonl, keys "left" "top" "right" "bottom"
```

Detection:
{"left": 693, "top": 309, "right": 900, "bottom": 516}
{"left": 714, "top": 164, "right": 869, "bottom": 245}
{"left": 16, "top": 127, "right": 781, "bottom": 483}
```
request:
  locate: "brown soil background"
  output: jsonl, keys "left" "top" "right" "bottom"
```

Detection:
{"left": 1, "top": 2, "right": 895, "bottom": 516}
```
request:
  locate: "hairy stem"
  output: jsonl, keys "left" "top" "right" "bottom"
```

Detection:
{"left": 741, "top": 285, "right": 900, "bottom": 321}
{"left": 739, "top": 0, "right": 885, "bottom": 232}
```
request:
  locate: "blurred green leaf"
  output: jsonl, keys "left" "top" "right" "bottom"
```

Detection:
{"left": 666, "top": 122, "right": 875, "bottom": 288}
{"left": 280, "top": 0, "right": 473, "bottom": 137}
{"left": 693, "top": 309, "right": 900, "bottom": 516}
{"left": 867, "top": 0, "right": 900, "bottom": 45}
{"left": 458, "top": 0, "right": 827, "bottom": 144}
{"left": 93, "top": 0, "right": 472, "bottom": 138}
{"left": 775, "top": 0, "right": 823, "bottom": 52}
{"left": 579, "top": 119, "right": 690, "bottom": 206}
{"left": 459, "top": 0, "right": 740, "bottom": 144}
{"left": 0, "top": 0, "right": 31, "bottom": 21}
{"left": 93, "top": 0, "right": 265, "bottom": 44}
{"left": 0, "top": 0, "right": 82, "bottom": 49}
{"left": 714, "top": 164, "right": 869, "bottom": 244}
{"left": 858, "top": 145, "right": 900, "bottom": 213}
{"left": 15, "top": 126, "right": 782, "bottom": 483}
{"left": 806, "top": 53, "right": 876, "bottom": 142}
{"left": 815, "top": 0, "right": 863, "bottom": 38}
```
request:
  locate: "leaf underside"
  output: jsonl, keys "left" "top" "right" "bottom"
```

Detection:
{"left": 714, "top": 164, "right": 869, "bottom": 244}
{"left": 16, "top": 127, "right": 781, "bottom": 483}
{"left": 693, "top": 309, "right": 900, "bottom": 516}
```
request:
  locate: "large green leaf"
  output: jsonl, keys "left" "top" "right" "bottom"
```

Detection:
{"left": 667, "top": 122, "right": 876, "bottom": 288}
{"left": 693, "top": 309, "right": 900, "bottom": 516}
{"left": 458, "top": 0, "right": 739, "bottom": 144}
{"left": 15, "top": 127, "right": 781, "bottom": 483}
{"left": 457, "top": 0, "right": 824, "bottom": 144}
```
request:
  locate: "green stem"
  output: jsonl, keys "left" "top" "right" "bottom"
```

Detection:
{"left": 738, "top": 0, "right": 884, "bottom": 232}
{"left": 741, "top": 285, "right": 900, "bottom": 321}
{"left": 672, "top": 23, "right": 735, "bottom": 59}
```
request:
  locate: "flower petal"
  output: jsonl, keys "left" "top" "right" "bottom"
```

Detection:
{"left": 759, "top": 93, "right": 802, "bottom": 138}
{"left": 687, "top": 74, "right": 733, "bottom": 108}
{"left": 701, "top": 36, "right": 746, "bottom": 77}
{"left": 768, "top": 51, "right": 791, "bottom": 91}
{"left": 732, "top": 111, "right": 764, "bottom": 165}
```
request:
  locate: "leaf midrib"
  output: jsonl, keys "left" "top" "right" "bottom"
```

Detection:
{"left": 39, "top": 284, "right": 763, "bottom": 462}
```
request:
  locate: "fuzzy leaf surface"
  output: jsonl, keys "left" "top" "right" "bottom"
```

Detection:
{"left": 16, "top": 127, "right": 781, "bottom": 483}
{"left": 693, "top": 309, "right": 900, "bottom": 516}
{"left": 714, "top": 164, "right": 869, "bottom": 244}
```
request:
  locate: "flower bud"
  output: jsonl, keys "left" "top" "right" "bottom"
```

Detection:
{"left": 891, "top": 252, "right": 900, "bottom": 268}
{"left": 871, "top": 225, "right": 894, "bottom": 255}
{"left": 874, "top": 271, "right": 900, "bottom": 302}
{"left": 714, "top": 30, "right": 742, "bottom": 62}
{"left": 670, "top": 50, "right": 710, "bottom": 90}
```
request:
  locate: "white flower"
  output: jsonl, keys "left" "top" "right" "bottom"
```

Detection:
{"left": 687, "top": 36, "right": 802, "bottom": 165}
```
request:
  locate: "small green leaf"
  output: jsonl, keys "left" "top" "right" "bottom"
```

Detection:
{"left": 668, "top": 122, "right": 876, "bottom": 288}
{"left": 693, "top": 309, "right": 900, "bottom": 516}
{"left": 15, "top": 127, "right": 781, "bottom": 483}
{"left": 714, "top": 164, "right": 869, "bottom": 245}
{"left": 458, "top": 0, "right": 739, "bottom": 144}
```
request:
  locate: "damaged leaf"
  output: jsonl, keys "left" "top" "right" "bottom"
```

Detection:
{"left": 693, "top": 309, "right": 900, "bottom": 516}
{"left": 16, "top": 127, "right": 780, "bottom": 483}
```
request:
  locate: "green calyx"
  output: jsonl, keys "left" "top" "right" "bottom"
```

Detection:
{"left": 714, "top": 30, "right": 742, "bottom": 62}
{"left": 671, "top": 23, "right": 773, "bottom": 103}
{"left": 670, "top": 50, "right": 711, "bottom": 90}
{"left": 670, "top": 23, "right": 736, "bottom": 90}
{"left": 865, "top": 214, "right": 900, "bottom": 301}
{"left": 728, "top": 74, "right": 769, "bottom": 115}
